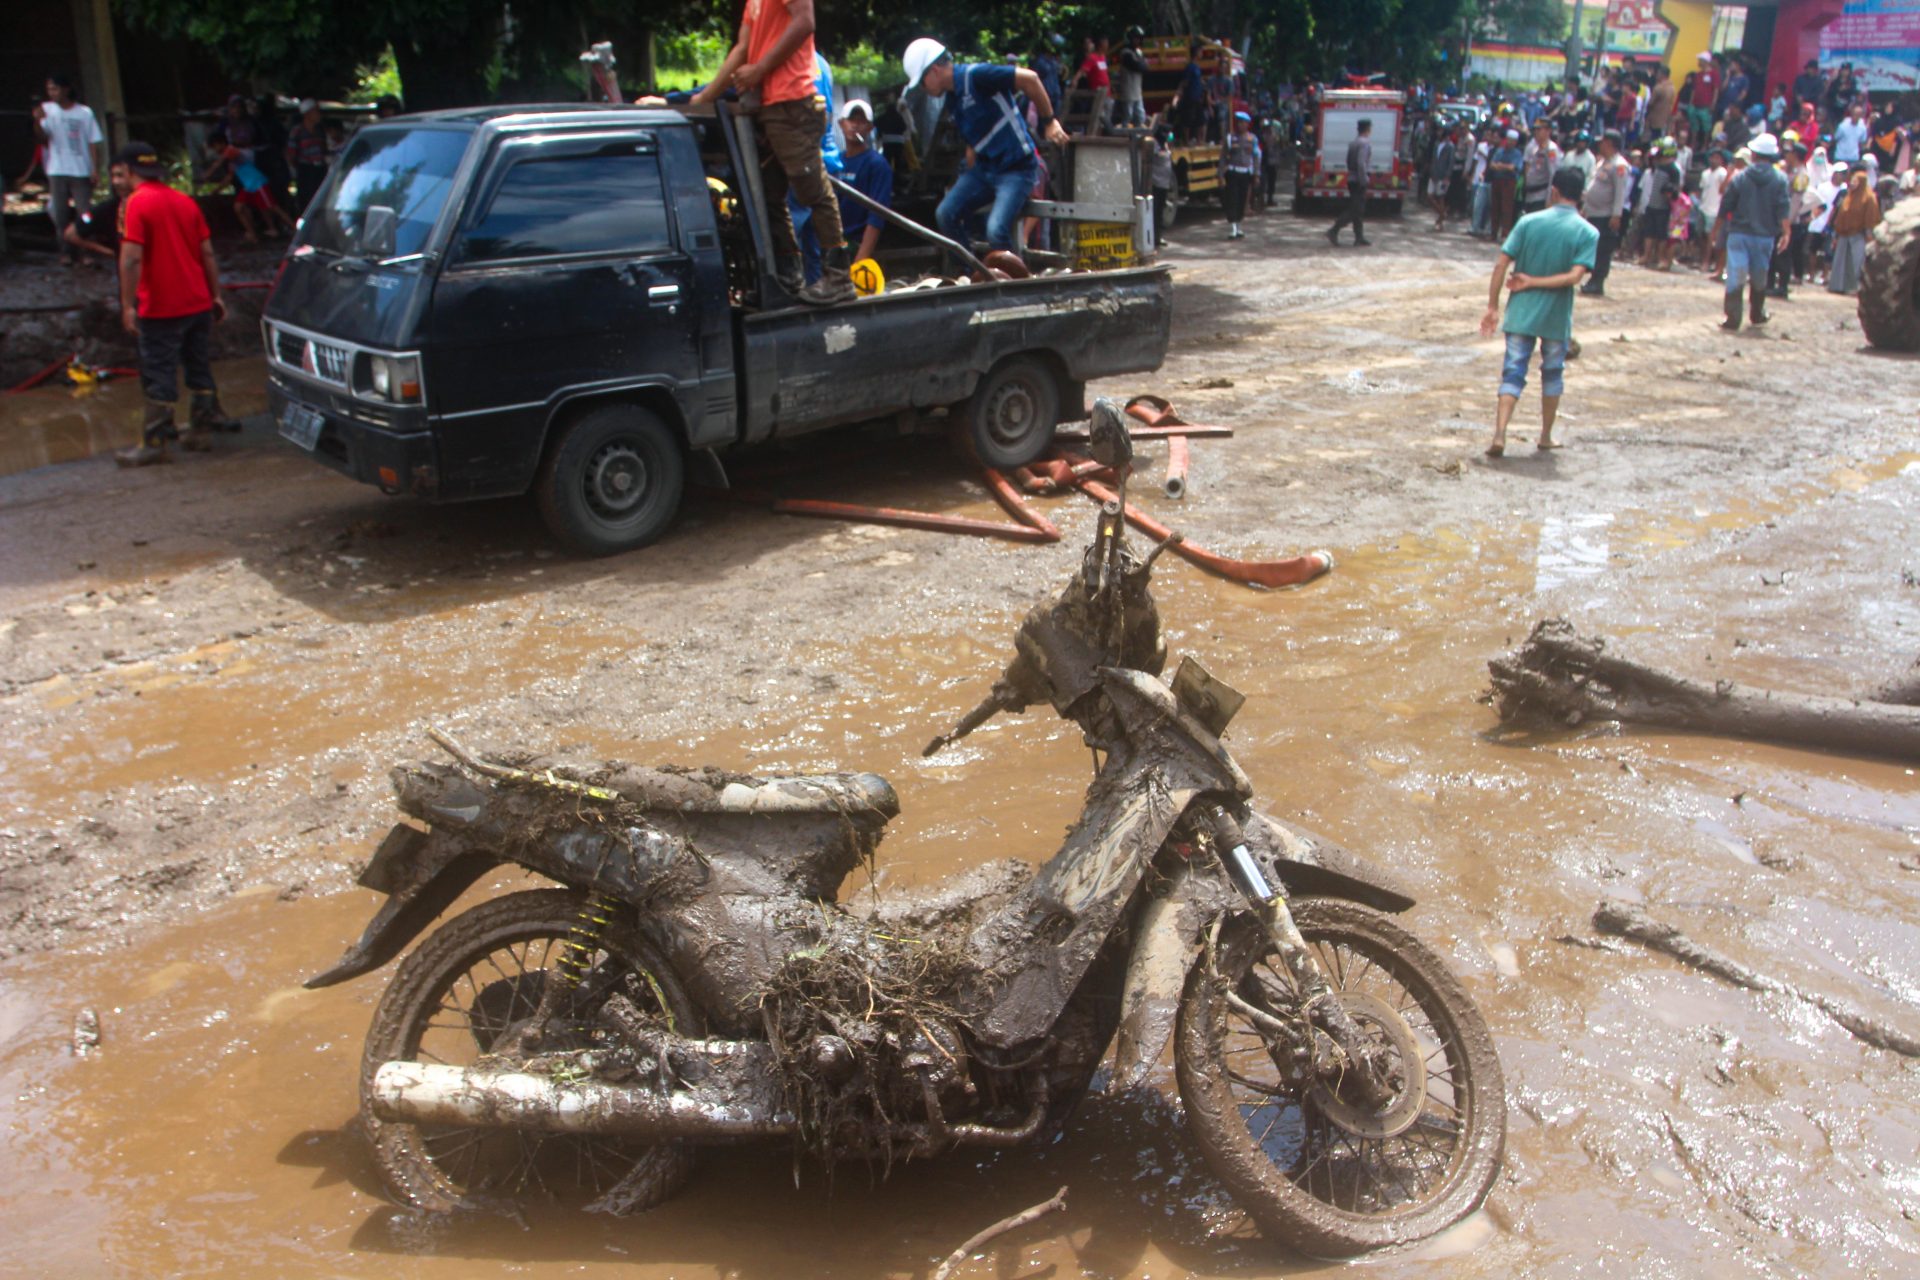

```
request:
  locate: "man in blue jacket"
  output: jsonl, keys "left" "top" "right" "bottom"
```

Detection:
{"left": 903, "top": 38, "right": 1069, "bottom": 259}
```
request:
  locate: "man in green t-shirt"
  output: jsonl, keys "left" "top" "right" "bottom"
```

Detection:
{"left": 1479, "top": 166, "right": 1600, "bottom": 456}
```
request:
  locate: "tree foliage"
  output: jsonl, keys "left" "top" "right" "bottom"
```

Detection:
{"left": 119, "top": 0, "right": 1535, "bottom": 107}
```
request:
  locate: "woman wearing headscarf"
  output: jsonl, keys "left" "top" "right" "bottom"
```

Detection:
{"left": 1826, "top": 166, "right": 1881, "bottom": 294}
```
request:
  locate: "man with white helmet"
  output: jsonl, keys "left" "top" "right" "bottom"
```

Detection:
{"left": 1716, "top": 132, "right": 1791, "bottom": 330}
{"left": 901, "top": 37, "right": 1068, "bottom": 261}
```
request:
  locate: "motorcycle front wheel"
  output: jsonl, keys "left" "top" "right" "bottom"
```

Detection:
{"left": 359, "top": 888, "right": 697, "bottom": 1216}
{"left": 1174, "top": 900, "right": 1505, "bottom": 1258}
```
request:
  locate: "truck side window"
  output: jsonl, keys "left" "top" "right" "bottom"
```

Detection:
{"left": 457, "top": 151, "right": 672, "bottom": 264}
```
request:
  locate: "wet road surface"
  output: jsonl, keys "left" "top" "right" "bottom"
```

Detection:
{"left": 3, "top": 211, "right": 1919, "bottom": 1277}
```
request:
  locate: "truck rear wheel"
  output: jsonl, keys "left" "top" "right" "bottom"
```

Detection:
{"left": 535, "top": 403, "right": 685, "bottom": 557}
{"left": 1859, "top": 198, "right": 1920, "bottom": 353}
{"left": 963, "top": 356, "right": 1061, "bottom": 469}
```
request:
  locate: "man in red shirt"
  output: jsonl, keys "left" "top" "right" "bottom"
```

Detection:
{"left": 1688, "top": 52, "right": 1720, "bottom": 150}
{"left": 113, "top": 141, "right": 233, "bottom": 467}
{"left": 692, "top": 0, "right": 853, "bottom": 304}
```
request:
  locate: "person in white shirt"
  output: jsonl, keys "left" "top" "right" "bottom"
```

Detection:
{"left": 1470, "top": 128, "right": 1494, "bottom": 237}
{"left": 37, "top": 71, "right": 106, "bottom": 268}
{"left": 1833, "top": 104, "right": 1869, "bottom": 164}
{"left": 1565, "top": 132, "right": 1597, "bottom": 182}
{"left": 1693, "top": 148, "right": 1728, "bottom": 270}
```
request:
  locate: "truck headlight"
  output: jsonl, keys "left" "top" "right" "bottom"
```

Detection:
{"left": 362, "top": 353, "right": 422, "bottom": 404}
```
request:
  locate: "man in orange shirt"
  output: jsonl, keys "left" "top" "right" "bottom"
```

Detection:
{"left": 694, "top": 0, "right": 854, "bottom": 304}
{"left": 112, "top": 141, "right": 234, "bottom": 467}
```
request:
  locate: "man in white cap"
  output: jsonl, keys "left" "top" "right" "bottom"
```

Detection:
{"left": 1716, "top": 132, "right": 1790, "bottom": 330}
{"left": 694, "top": 0, "right": 854, "bottom": 304}
{"left": 901, "top": 37, "right": 1068, "bottom": 261}
{"left": 834, "top": 98, "right": 893, "bottom": 264}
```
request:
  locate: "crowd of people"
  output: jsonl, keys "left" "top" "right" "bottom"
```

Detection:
{"left": 1430, "top": 57, "right": 1913, "bottom": 459}
{"left": 1402, "top": 57, "right": 1911, "bottom": 307}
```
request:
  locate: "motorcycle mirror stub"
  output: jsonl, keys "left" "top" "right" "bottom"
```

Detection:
{"left": 1171, "top": 656, "right": 1245, "bottom": 736}
{"left": 1087, "top": 397, "right": 1134, "bottom": 473}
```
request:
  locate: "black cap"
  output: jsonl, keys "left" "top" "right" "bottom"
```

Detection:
{"left": 114, "top": 140, "right": 165, "bottom": 178}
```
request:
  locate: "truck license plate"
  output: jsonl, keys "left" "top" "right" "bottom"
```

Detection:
{"left": 277, "top": 402, "right": 325, "bottom": 451}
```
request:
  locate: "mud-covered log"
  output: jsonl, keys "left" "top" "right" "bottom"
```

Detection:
{"left": 1593, "top": 900, "right": 1920, "bottom": 1058}
{"left": 1486, "top": 621, "right": 1920, "bottom": 761}
{"left": 369, "top": 1056, "right": 795, "bottom": 1138}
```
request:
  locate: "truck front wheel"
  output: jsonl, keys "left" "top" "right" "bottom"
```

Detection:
{"left": 535, "top": 403, "right": 685, "bottom": 557}
{"left": 964, "top": 356, "right": 1061, "bottom": 469}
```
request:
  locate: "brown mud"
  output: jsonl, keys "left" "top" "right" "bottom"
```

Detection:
{"left": 3, "top": 208, "right": 1919, "bottom": 1276}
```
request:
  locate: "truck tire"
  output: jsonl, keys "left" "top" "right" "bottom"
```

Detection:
{"left": 1859, "top": 198, "right": 1920, "bottom": 353}
{"left": 962, "top": 355, "right": 1061, "bottom": 469}
{"left": 535, "top": 403, "right": 685, "bottom": 557}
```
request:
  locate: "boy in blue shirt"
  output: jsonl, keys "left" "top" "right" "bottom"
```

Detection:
{"left": 834, "top": 98, "right": 894, "bottom": 263}
{"left": 902, "top": 38, "right": 1068, "bottom": 259}
{"left": 1479, "top": 166, "right": 1600, "bottom": 457}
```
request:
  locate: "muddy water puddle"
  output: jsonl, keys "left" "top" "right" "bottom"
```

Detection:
{"left": 0, "top": 357, "right": 270, "bottom": 477}
{"left": 4, "top": 470, "right": 1920, "bottom": 1276}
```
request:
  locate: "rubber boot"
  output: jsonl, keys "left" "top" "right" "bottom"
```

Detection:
{"left": 116, "top": 400, "right": 178, "bottom": 467}
{"left": 1719, "top": 291, "right": 1742, "bottom": 331}
{"left": 191, "top": 390, "right": 240, "bottom": 433}
{"left": 774, "top": 254, "right": 805, "bottom": 298}
{"left": 1748, "top": 280, "right": 1770, "bottom": 326}
{"left": 800, "top": 246, "right": 856, "bottom": 306}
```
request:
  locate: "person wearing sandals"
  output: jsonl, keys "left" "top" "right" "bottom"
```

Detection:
{"left": 1480, "top": 166, "right": 1598, "bottom": 458}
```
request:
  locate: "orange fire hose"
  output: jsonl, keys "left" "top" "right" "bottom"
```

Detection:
{"left": 1164, "top": 434, "right": 1190, "bottom": 500}
{"left": 1071, "top": 472, "right": 1333, "bottom": 589}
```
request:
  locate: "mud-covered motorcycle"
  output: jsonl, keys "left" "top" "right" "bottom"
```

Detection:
{"left": 310, "top": 401, "right": 1505, "bottom": 1257}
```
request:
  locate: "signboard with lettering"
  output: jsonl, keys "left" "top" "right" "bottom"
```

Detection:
{"left": 1820, "top": 0, "right": 1920, "bottom": 91}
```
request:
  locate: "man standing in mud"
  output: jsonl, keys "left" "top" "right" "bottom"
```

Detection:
{"left": 1479, "top": 166, "right": 1599, "bottom": 457}
{"left": 112, "top": 142, "right": 235, "bottom": 467}
{"left": 1326, "top": 118, "right": 1373, "bottom": 246}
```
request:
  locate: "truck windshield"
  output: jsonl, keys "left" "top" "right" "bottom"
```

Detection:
{"left": 301, "top": 127, "right": 470, "bottom": 259}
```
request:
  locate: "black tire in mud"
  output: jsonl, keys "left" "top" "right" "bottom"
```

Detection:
{"left": 535, "top": 403, "right": 685, "bottom": 557}
{"left": 1859, "top": 198, "right": 1920, "bottom": 353}
{"left": 962, "top": 355, "right": 1061, "bottom": 469}
{"left": 360, "top": 889, "right": 698, "bottom": 1216}
{"left": 1174, "top": 900, "right": 1505, "bottom": 1258}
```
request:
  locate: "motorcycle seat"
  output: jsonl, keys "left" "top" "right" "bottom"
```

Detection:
{"left": 708, "top": 771, "right": 899, "bottom": 819}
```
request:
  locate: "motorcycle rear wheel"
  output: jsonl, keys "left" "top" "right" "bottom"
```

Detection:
{"left": 1174, "top": 900, "right": 1505, "bottom": 1258}
{"left": 359, "top": 888, "right": 697, "bottom": 1215}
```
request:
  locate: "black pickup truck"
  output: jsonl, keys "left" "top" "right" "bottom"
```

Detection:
{"left": 263, "top": 104, "right": 1173, "bottom": 555}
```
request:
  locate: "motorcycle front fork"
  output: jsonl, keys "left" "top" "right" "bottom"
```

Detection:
{"left": 1203, "top": 804, "right": 1397, "bottom": 1111}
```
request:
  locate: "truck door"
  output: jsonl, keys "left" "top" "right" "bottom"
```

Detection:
{"left": 424, "top": 133, "right": 706, "bottom": 498}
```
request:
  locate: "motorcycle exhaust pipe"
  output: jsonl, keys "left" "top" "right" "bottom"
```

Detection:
{"left": 369, "top": 1060, "right": 796, "bottom": 1140}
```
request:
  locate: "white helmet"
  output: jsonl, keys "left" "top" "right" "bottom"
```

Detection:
{"left": 903, "top": 38, "right": 948, "bottom": 91}
{"left": 1748, "top": 133, "right": 1780, "bottom": 159}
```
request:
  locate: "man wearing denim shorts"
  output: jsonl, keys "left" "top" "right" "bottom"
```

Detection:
{"left": 1479, "top": 166, "right": 1598, "bottom": 456}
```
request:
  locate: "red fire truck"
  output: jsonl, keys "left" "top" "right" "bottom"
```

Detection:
{"left": 1294, "top": 88, "right": 1412, "bottom": 214}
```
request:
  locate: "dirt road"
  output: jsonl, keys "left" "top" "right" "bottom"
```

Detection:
{"left": 2, "top": 204, "right": 1917, "bottom": 1277}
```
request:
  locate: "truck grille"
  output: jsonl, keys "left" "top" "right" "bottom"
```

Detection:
{"left": 274, "top": 327, "right": 350, "bottom": 387}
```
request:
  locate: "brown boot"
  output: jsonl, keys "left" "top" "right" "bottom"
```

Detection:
{"left": 190, "top": 390, "right": 240, "bottom": 433}
{"left": 799, "top": 247, "right": 857, "bottom": 306}
{"left": 118, "top": 400, "right": 178, "bottom": 466}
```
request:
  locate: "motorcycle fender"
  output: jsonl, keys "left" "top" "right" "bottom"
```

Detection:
{"left": 303, "top": 824, "right": 498, "bottom": 989}
{"left": 1110, "top": 859, "right": 1234, "bottom": 1091}
{"left": 1251, "top": 813, "right": 1417, "bottom": 914}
